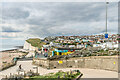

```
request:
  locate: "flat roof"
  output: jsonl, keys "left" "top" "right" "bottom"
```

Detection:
{"left": 56, "top": 48, "right": 82, "bottom": 50}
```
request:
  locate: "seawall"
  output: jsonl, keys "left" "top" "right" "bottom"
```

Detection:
{"left": 33, "top": 56, "right": 118, "bottom": 72}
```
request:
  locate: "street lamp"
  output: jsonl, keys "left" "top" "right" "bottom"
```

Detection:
{"left": 105, "top": 1, "right": 109, "bottom": 54}
{"left": 105, "top": 1, "right": 109, "bottom": 39}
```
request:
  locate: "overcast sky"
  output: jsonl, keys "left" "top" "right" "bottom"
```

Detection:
{"left": 0, "top": 2, "right": 118, "bottom": 41}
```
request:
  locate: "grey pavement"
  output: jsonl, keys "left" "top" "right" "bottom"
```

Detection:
{"left": 0, "top": 60, "right": 118, "bottom": 79}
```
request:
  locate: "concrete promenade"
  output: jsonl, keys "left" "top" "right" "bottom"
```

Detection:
{"left": 0, "top": 60, "right": 118, "bottom": 79}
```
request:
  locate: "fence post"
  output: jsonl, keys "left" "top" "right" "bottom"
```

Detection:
{"left": 5, "top": 75, "right": 7, "bottom": 79}
{"left": 18, "top": 72, "right": 20, "bottom": 75}
{"left": 10, "top": 73, "right": 12, "bottom": 78}
{"left": 36, "top": 67, "right": 38, "bottom": 74}
{"left": 24, "top": 71, "right": 26, "bottom": 77}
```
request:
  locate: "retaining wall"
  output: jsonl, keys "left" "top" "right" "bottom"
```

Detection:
{"left": 0, "top": 61, "right": 16, "bottom": 71}
{"left": 33, "top": 56, "right": 118, "bottom": 72}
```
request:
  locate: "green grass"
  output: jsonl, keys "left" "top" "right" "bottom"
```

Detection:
{"left": 26, "top": 38, "right": 46, "bottom": 48}
{"left": 24, "top": 71, "right": 81, "bottom": 80}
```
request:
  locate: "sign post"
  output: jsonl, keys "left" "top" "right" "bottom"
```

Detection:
{"left": 105, "top": 33, "right": 108, "bottom": 38}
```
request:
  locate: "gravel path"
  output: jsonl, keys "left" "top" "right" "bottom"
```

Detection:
{"left": 0, "top": 60, "right": 118, "bottom": 79}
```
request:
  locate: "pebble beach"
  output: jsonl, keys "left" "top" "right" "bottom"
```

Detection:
{"left": 0, "top": 49, "right": 26, "bottom": 70}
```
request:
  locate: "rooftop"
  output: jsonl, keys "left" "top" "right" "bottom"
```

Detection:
{"left": 56, "top": 48, "right": 82, "bottom": 50}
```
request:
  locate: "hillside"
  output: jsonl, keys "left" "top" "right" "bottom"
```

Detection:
{"left": 26, "top": 38, "right": 46, "bottom": 48}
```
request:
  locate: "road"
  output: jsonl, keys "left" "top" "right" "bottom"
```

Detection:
{"left": 0, "top": 60, "right": 118, "bottom": 79}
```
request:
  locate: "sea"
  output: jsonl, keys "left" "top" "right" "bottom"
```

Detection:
{"left": 0, "top": 45, "right": 19, "bottom": 51}
{"left": 0, "top": 39, "right": 24, "bottom": 51}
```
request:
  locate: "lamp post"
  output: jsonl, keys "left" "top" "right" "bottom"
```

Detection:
{"left": 105, "top": 1, "right": 109, "bottom": 54}
{"left": 105, "top": 1, "right": 109, "bottom": 39}
{"left": 106, "top": 2, "right": 108, "bottom": 34}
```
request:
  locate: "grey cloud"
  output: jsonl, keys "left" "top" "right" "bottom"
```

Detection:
{"left": 2, "top": 7, "right": 30, "bottom": 20}
{"left": 0, "top": 2, "right": 118, "bottom": 39}
{"left": 26, "top": 2, "right": 117, "bottom": 28}
{"left": 2, "top": 26, "right": 22, "bottom": 32}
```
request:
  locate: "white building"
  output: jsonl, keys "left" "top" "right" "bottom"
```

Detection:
{"left": 93, "top": 42, "right": 118, "bottom": 49}
{"left": 69, "top": 45, "right": 75, "bottom": 48}
{"left": 77, "top": 45, "right": 84, "bottom": 48}
{"left": 42, "top": 45, "right": 49, "bottom": 52}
